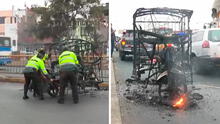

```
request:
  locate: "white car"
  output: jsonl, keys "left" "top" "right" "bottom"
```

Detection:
{"left": 192, "top": 28, "right": 220, "bottom": 73}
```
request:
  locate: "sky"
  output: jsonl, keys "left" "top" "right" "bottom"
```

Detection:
{"left": 0, "top": 0, "right": 109, "bottom": 10}
{"left": 0, "top": 0, "right": 45, "bottom": 10}
{"left": 111, "top": 0, "right": 215, "bottom": 34}
{"left": 1, "top": 0, "right": 214, "bottom": 33}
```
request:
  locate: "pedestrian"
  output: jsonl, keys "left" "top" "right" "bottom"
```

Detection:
{"left": 111, "top": 26, "right": 116, "bottom": 57}
{"left": 57, "top": 47, "right": 79, "bottom": 104}
{"left": 22, "top": 49, "right": 51, "bottom": 100}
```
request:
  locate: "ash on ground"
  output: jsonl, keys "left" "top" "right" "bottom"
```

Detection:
{"left": 123, "top": 81, "right": 203, "bottom": 110}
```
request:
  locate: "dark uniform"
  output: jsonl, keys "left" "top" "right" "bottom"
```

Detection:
{"left": 111, "top": 28, "right": 116, "bottom": 57}
{"left": 23, "top": 52, "right": 49, "bottom": 100}
{"left": 57, "top": 50, "right": 79, "bottom": 104}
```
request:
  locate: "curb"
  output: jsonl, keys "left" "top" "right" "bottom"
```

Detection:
{"left": 0, "top": 75, "right": 25, "bottom": 83}
{"left": 111, "top": 59, "right": 122, "bottom": 124}
{"left": 0, "top": 74, "right": 109, "bottom": 88}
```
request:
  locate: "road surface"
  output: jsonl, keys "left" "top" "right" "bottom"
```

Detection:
{"left": 113, "top": 51, "right": 220, "bottom": 124}
{"left": 0, "top": 82, "right": 108, "bottom": 124}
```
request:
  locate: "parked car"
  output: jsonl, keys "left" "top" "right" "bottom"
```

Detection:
{"left": 0, "top": 57, "right": 12, "bottom": 65}
{"left": 118, "top": 30, "right": 134, "bottom": 60}
{"left": 118, "top": 30, "right": 151, "bottom": 60}
{"left": 192, "top": 28, "right": 220, "bottom": 73}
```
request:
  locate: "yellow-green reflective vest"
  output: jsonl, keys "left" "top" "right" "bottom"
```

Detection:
{"left": 58, "top": 51, "right": 79, "bottom": 65}
{"left": 34, "top": 53, "right": 48, "bottom": 61}
{"left": 42, "top": 53, "right": 48, "bottom": 61}
{"left": 25, "top": 56, "right": 48, "bottom": 75}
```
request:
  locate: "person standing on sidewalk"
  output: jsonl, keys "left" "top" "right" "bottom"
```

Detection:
{"left": 111, "top": 26, "right": 116, "bottom": 57}
{"left": 22, "top": 49, "right": 51, "bottom": 100}
{"left": 57, "top": 47, "right": 80, "bottom": 104}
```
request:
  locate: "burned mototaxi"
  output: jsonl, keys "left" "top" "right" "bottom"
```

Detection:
{"left": 128, "top": 7, "right": 194, "bottom": 108}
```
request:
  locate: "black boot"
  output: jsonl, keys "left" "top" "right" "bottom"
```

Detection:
{"left": 23, "top": 95, "right": 29, "bottom": 100}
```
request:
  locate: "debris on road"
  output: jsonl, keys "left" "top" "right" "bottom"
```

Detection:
{"left": 123, "top": 81, "right": 203, "bottom": 110}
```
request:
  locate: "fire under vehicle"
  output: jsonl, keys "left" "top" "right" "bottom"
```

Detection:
{"left": 126, "top": 7, "right": 200, "bottom": 109}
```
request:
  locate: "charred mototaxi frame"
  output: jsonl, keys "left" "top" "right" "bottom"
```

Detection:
{"left": 125, "top": 8, "right": 203, "bottom": 108}
{"left": 40, "top": 39, "right": 107, "bottom": 97}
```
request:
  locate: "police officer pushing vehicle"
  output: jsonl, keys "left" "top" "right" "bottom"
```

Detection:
{"left": 57, "top": 47, "right": 79, "bottom": 104}
{"left": 23, "top": 48, "right": 52, "bottom": 100}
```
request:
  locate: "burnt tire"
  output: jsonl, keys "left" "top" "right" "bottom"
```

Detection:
{"left": 47, "top": 84, "right": 59, "bottom": 97}
{"left": 176, "top": 83, "right": 187, "bottom": 95}
{"left": 158, "top": 76, "right": 168, "bottom": 98}
{"left": 158, "top": 76, "right": 187, "bottom": 98}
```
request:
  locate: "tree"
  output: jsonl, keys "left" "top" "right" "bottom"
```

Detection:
{"left": 84, "top": 3, "right": 109, "bottom": 54}
{"left": 17, "top": 9, "right": 39, "bottom": 43}
{"left": 31, "top": 0, "right": 101, "bottom": 41}
{"left": 84, "top": 4, "right": 108, "bottom": 41}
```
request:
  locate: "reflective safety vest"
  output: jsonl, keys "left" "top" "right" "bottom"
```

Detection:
{"left": 58, "top": 51, "right": 79, "bottom": 65}
{"left": 25, "top": 56, "right": 48, "bottom": 75}
{"left": 34, "top": 53, "right": 48, "bottom": 62}
{"left": 42, "top": 53, "right": 48, "bottom": 61}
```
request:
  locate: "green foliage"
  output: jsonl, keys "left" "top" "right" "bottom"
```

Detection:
{"left": 30, "top": 0, "right": 103, "bottom": 40}
{"left": 85, "top": 4, "right": 108, "bottom": 42}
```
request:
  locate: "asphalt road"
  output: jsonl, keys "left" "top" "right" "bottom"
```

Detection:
{"left": 0, "top": 82, "right": 108, "bottom": 124}
{"left": 113, "top": 51, "right": 220, "bottom": 124}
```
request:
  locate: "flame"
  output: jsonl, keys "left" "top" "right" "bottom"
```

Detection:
{"left": 172, "top": 94, "right": 186, "bottom": 108}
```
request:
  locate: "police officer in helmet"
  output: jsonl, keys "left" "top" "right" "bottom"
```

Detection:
{"left": 57, "top": 47, "right": 79, "bottom": 104}
{"left": 23, "top": 48, "right": 51, "bottom": 100}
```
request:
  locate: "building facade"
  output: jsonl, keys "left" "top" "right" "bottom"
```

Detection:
{"left": 0, "top": 9, "right": 25, "bottom": 52}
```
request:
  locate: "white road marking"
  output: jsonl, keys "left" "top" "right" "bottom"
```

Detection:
{"left": 195, "top": 84, "right": 220, "bottom": 89}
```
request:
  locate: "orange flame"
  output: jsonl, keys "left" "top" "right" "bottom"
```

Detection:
{"left": 172, "top": 94, "right": 186, "bottom": 108}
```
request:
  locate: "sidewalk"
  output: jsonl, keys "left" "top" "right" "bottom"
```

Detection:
{"left": 111, "top": 59, "right": 122, "bottom": 124}
{"left": 0, "top": 73, "right": 25, "bottom": 83}
{"left": 0, "top": 72, "right": 109, "bottom": 90}
{"left": 0, "top": 73, "right": 109, "bottom": 88}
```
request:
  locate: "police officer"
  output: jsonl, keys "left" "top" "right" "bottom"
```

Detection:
{"left": 57, "top": 47, "right": 79, "bottom": 104}
{"left": 23, "top": 49, "right": 50, "bottom": 100}
{"left": 34, "top": 48, "right": 50, "bottom": 62}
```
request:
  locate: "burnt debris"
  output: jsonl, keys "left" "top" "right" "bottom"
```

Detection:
{"left": 124, "top": 80, "right": 203, "bottom": 110}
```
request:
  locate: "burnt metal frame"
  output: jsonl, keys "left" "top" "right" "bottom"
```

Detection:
{"left": 49, "top": 39, "right": 104, "bottom": 89}
{"left": 132, "top": 7, "right": 193, "bottom": 86}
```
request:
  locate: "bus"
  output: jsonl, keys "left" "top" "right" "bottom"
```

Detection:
{"left": 0, "top": 36, "right": 12, "bottom": 65}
